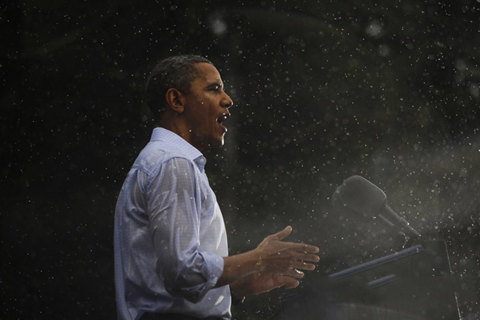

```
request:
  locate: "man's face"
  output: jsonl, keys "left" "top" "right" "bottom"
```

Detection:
{"left": 182, "top": 63, "right": 234, "bottom": 151}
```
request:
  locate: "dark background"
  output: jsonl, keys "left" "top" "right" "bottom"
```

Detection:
{"left": 2, "top": 0, "right": 480, "bottom": 319}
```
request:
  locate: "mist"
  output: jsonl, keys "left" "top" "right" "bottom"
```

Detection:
{"left": 2, "top": 1, "right": 479, "bottom": 319}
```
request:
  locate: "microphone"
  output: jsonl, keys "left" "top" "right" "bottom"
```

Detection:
{"left": 332, "top": 175, "right": 421, "bottom": 238}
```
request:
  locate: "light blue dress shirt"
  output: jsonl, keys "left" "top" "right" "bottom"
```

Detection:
{"left": 114, "top": 127, "right": 231, "bottom": 320}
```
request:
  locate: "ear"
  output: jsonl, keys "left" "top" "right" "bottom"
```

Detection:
{"left": 165, "top": 88, "right": 185, "bottom": 113}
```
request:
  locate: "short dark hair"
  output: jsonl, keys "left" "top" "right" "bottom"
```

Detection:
{"left": 146, "top": 55, "right": 212, "bottom": 121}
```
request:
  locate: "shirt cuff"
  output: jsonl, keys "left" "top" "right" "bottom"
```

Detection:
{"left": 200, "top": 252, "right": 224, "bottom": 287}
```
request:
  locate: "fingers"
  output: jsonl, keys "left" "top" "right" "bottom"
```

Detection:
{"left": 266, "top": 255, "right": 318, "bottom": 273}
{"left": 294, "top": 251, "right": 321, "bottom": 263}
{"left": 279, "top": 251, "right": 320, "bottom": 272}
{"left": 279, "top": 248, "right": 320, "bottom": 271}
{"left": 276, "top": 257, "right": 316, "bottom": 272}
{"left": 275, "top": 275, "right": 301, "bottom": 290}
{"left": 288, "top": 242, "right": 320, "bottom": 254}
{"left": 290, "top": 260, "right": 317, "bottom": 271}
{"left": 282, "top": 268, "right": 305, "bottom": 278}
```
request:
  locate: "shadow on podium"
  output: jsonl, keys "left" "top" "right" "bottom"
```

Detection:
{"left": 272, "top": 240, "right": 476, "bottom": 320}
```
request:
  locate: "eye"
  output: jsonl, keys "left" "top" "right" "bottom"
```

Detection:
{"left": 208, "top": 84, "right": 223, "bottom": 92}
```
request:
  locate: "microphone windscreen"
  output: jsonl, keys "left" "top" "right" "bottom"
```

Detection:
{"left": 333, "top": 175, "right": 387, "bottom": 220}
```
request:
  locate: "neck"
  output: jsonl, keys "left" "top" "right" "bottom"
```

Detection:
{"left": 157, "top": 115, "right": 204, "bottom": 151}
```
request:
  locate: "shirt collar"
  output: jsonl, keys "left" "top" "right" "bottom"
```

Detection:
{"left": 150, "top": 127, "right": 207, "bottom": 172}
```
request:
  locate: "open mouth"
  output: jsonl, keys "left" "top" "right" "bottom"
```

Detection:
{"left": 216, "top": 113, "right": 230, "bottom": 131}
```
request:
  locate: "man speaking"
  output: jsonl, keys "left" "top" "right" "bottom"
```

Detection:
{"left": 114, "top": 55, "right": 320, "bottom": 320}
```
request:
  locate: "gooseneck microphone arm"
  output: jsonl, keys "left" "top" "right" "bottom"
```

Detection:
{"left": 381, "top": 205, "right": 421, "bottom": 238}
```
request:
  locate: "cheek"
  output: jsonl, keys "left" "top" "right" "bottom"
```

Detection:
{"left": 205, "top": 104, "right": 218, "bottom": 120}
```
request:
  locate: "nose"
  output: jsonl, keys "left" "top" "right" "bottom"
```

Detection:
{"left": 222, "top": 92, "right": 234, "bottom": 109}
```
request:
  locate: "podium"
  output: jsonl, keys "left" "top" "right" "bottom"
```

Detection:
{"left": 273, "top": 240, "right": 462, "bottom": 320}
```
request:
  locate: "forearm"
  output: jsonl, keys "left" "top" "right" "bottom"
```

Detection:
{"left": 216, "top": 250, "right": 262, "bottom": 287}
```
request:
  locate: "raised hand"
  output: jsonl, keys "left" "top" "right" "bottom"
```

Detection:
{"left": 254, "top": 226, "right": 320, "bottom": 274}
{"left": 218, "top": 226, "right": 320, "bottom": 289}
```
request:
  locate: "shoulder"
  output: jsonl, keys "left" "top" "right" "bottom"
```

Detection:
{"left": 133, "top": 140, "right": 194, "bottom": 176}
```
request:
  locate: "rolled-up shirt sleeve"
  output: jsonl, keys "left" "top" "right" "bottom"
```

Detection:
{"left": 145, "top": 157, "right": 224, "bottom": 302}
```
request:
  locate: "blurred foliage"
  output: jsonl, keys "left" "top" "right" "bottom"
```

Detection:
{"left": 1, "top": 0, "right": 480, "bottom": 319}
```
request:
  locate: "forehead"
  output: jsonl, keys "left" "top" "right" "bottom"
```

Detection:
{"left": 193, "top": 63, "right": 223, "bottom": 84}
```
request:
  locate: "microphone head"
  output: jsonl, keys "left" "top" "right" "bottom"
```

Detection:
{"left": 332, "top": 175, "right": 387, "bottom": 220}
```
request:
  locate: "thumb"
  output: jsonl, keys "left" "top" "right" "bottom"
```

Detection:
{"left": 270, "top": 226, "right": 292, "bottom": 241}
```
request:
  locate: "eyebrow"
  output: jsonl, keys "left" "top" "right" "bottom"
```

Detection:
{"left": 205, "top": 82, "right": 224, "bottom": 90}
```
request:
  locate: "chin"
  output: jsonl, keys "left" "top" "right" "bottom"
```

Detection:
{"left": 212, "top": 134, "right": 226, "bottom": 147}
{"left": 212, "top": 140, "right": 225, "bottom": 148}
{"left": 200, "top": 139, "right": 224, "bottom": 151}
